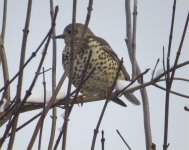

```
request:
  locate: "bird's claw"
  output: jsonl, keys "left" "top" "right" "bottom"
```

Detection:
{"left": 77, "top": 95, "right": 84, "bottom": 107}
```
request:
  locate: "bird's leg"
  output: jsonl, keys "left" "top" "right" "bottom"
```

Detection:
{"left": 76, "top": 95, "right": 85, "bottom": 106}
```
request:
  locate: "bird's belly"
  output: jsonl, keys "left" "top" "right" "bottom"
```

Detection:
{"left": 62, "top": 45, "right": 125, "bottom": 96}
{"left": 71, "top": 57, "right": 113, "bottom": 96}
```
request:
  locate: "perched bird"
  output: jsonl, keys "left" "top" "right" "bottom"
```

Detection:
{"left": 56, "top": 23, "right": 140, "bottom": 106}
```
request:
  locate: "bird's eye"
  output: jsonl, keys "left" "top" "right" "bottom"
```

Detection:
{"left": 67, "top": 29, "right": 71, "bottom": 34}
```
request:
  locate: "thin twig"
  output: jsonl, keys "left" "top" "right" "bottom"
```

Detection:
{"left": 151, "top": 59, "right": 160, "bottom": 80}
{"left": 116, "top": 129, "right": 131, "bottom": 150}
{"left": 38, "top": 68, "right": 47, "bottom": 150}
{"left": 91, "top": 59, "right": 123, "bottom": 150}
{"left": 164, "top": 10, "right": 189, "bottom": 150}
{"left": 153, "top": 83, "right": 189, "bottom": 99}
{"left": 101, "top": 130, "right": 105, "bottom": 150}
{"left": 117, "top": 68, "right": 150, "bottom": 95}
{"left": 170, "top": 11, "right": 189, "bottom": 84}
{"left": 163, "top": 1, "right": 176, "bottom": 149}
{"left": 160, "top": 77, "right": 189, "bottom": 83}
{"left": 131, "top": 0, "right": 138, "bottom": 79}
{"left": 162, "top": 46, "right": 166, "bottom": 80}
{"left": 53, "top": 129, "right": 63, "bottom": 150}
{"left": 38, "top": 68, "right": 52, "bottom": 74}
{"left": 170, "top": 12, "right": 189, "bottom": 82}
{"left": 7, "top": 118, "right": 18, "bottom": 150}
{"left": 6, "top": 112, "right": 41, "bottom": 138}
{"left": 0, "top": 0, "right": 10, "bottom": 101}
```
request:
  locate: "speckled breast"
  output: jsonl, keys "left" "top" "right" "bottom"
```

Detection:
{"left": 62, "top": 39, "right": 124, "bottom": 96}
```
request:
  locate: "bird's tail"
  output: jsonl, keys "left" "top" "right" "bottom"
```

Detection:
{"left": 115, "top": 79, "right": 140, "bottom": 105}
{"left": 123, "top": 93, "right": 140, "bottom": 105}
{"left": 111, "top": 97, "right": 127, "bottom": 107}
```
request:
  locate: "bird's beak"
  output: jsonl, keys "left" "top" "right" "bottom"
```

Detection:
{"left": 54, "top": 34, "right": 65, "bottom": 39}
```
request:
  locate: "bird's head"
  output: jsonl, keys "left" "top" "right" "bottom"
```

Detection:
{"left": 55, "top": 23, "right": 94, "bottom": 44}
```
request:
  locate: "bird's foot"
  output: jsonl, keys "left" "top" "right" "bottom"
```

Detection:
{"left": 77, "top": 95, "right": 85, "bottom": 107}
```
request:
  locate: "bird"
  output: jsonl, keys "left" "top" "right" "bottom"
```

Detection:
{"left": 55, "top": 23, "right": 140, "bottom": 106}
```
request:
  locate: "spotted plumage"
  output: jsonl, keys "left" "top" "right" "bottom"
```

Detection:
{"left": 56, "top": 23, "right": 140, "bottom": 106}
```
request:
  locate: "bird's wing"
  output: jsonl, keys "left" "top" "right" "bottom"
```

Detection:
{"left": 92, "top": 36, "right": 131, "bottom": 80}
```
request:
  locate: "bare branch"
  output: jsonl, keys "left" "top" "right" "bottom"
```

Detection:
{"left": 184, "top": 106, "right": 189, "bottom": 112}
{"left": 8, "top": 1, "right": 33, "bottom": 149}
{"left": 0, "top": 0, "right": 10, "bottom": 102}
{"left": 125, "top": 1, "right": 152, "bottom": 149}
{"left": 62, "top": 0, "right": 77, "bottom": 149}
{"left": 153, "top": 83, "right": 189, "bottom": 99}
{"left": 48, "top": 0, "right": 58, "bottom": 149}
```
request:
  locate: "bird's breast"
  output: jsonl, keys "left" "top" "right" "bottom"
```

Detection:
{"left": 62, "top": 41, "right": 125, "bottom": 96}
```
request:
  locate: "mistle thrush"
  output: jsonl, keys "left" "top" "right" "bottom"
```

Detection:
{"left": 56, "top": 23, "right": 140, "bottom": 106}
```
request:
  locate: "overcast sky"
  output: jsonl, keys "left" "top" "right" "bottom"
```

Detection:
{"left": 0, "top": 0, "right": 189, "bottom": 150}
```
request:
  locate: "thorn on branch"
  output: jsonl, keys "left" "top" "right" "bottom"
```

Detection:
{"left": 125, "top": 38, "right": 129, "bottom": 44}
{"left": 26, "top": 90, "right": 31, "bottom": 96}
{"left": 151, "top": 143, "right": 156, "bottom": 150}
{"left": 184, "top": 106, "right": 189, "bottom": 112}
{"left": 32, "top": 52, "right": 36, "bottom": 57}
{"left": 22, "top": 29, "right": 29, "bottom": 33}
{"left": 94, "top": 129, "right": 98, "bottom": 135}
{"left": 38, "top": 68, "right": 52, "bottom": 75}
{"left": 132, "top": 11, "right": 138, "bottom": 15}
{"left": 87, "top": 7, "right": 93, "bottom": 11}
{"left": 163, "top": 143, "right": 170, "bottom": 149}
{"left": 50, "top": 115, "right": 57, "bottom": 119}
